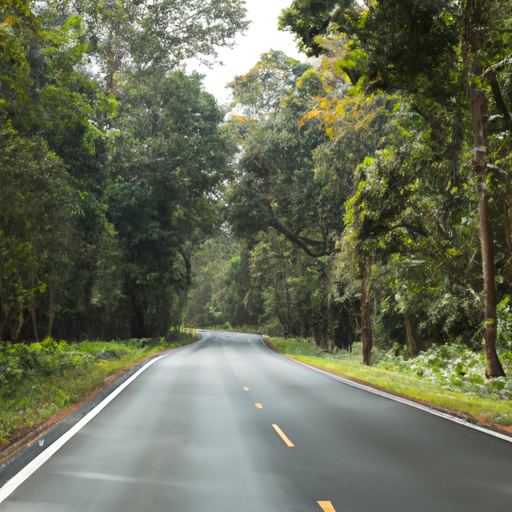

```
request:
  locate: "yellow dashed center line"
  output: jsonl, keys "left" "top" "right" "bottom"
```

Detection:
{"left": 238, "top": 364, "right": 334, "bottom": 506}
{"left": 234, "top": 347, "right": 335, "bottom": 507}
{"left": 272, "top": 424, "right": 294, "bottom": 447}
{"left": 317, "top": 501, "right": 336, "bottom": 512}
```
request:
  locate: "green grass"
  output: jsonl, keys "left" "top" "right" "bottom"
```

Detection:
{"left": 193, "top": 323, "right": 261, "bottom": 334}
{"left": 268, "top": 337, "right": 512, "bottom": 429}
{"left": 0, "top": 335, "right": 197, "bottom": 451}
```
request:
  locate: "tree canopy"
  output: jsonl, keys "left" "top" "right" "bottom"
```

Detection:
{"left": 188, "top": 0, "right": 512, "bottom": 377}
{"left": 0, "top": 0, "right": 247, "bottom": 341}
{"left": 4, "top": 0, "right": 512, "bottom": 380}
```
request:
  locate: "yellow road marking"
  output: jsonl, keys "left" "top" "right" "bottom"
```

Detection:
{"left": 255, "top": 403, "right": 263, "bottom": 409}
{"left": 272, "top": 424, "right": 294, "bottom": 447}
{"left": 317, "top": 502, "right": 336, "bottom": 512}
{"left": 244, "top": 387, "right": 250, "bottom": 391}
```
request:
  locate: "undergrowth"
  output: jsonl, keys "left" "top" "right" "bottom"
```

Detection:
{"left": 195, "top": 323, "right": 261, "bottom": 334}
{"left": 376, "top": 344, "right": 512, "bottom": 401}
{"left": 0, "top": 332, "right": 196, "bottom": 450}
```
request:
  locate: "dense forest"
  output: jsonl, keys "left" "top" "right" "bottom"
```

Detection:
{"left": 0, "top": 0, "right": 247, "bottom": 341}
{"left": 3, "top": 0, "right": 512, "bottom": 378}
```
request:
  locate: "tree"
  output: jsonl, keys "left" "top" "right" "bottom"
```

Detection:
{"left": 227, "top": 52, "right": 343, "bottom": 258}
{"left": 68, "top": 0, "right": 249, "bottom": 91}
{"left": 106, "top": 72, "right": 231, "bottom": 337}
{"left": 0, "top": 132, "right": 73, "bottom": 341}
{"left": 229, "top": 49, "right": 310, "bottom": 118}
{"left": 281, "top": 0, "right": 512, "bottom": 376}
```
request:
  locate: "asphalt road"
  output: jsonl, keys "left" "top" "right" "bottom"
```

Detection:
{"left": 1, "top": 331, "right": 512, "bottom": 511}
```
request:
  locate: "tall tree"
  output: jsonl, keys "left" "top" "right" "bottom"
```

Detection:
{"left": 106, "top": 72, "right": 231, "bottom": 337}
{"left": 281, "top": 0, "right": 512, "bottom": 376}
{"left": 68, "top": 0, "right": 249, "bottom": 91}
{"left": 224, "top": 52, "right": 359, "bottom": 346}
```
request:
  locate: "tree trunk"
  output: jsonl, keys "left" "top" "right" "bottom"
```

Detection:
{"left": 30, "top": 276, "right": 39, "bottom": 343}
{"left": 179, "top": 246, "right": 192, "bottom": 286}
{"left": 488, "top": 71, "right": 512, "bottom": 132}
{"left": 503, "top": 200, "right": 512, "bottom": 257}
{"left": 469, "top": 85, "right": 505, "bottom": 377}
{"left": 47, "top": 286, "right": 54, "bottom": 339}
{"left": 125, "top": 274, "right": 145, "bottom": 339}
{"left": 361, "top": 262, "right": 373, "bottom": 366}
{"left": 404, "top": 312, "right": 419, "bottom": 358}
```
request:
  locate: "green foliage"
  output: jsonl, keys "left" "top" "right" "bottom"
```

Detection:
{"left": 0, "top": 335, "right": 197, "bottom": 447}
{"left": 0, "top": 0, "right": 39, "bottom": 120}
{"left": 0, "top": 338, "right": 85, "bottom": 390}
{"left": 279, "top": 0, "right": 358, "bottom": 57}
{"left": 277, "top": 0, "right": 512, "bottom": 373}
{"left": 6, "top": 0, "right": 512, "bottom": 389}
{"left": 497, "top": 296, "right": 512, "bottom": 350}
{"left": 377, "top": 343, "right": 512, "bottom": 401}
{"left": 1, "top": 0, "right": 246, "bottom": 343}
{"left": 207, "top": 51, "right": 355, "bottom": 348}
{"left": 105, "top": 71, "right": 231, "bottom": 338}
{"left": 229, "top": 50, "right": 310, "bottom": 118}
{"left": 270, "top": 337, "right": 326, "bottom": 357}
{"left": 185, "top": 234, "right": 264, "bottom": 329}
{"left": 0, "top": 132, "right": 74, "bottom": 341}
{"left": 67, "top": 0, "right": 249, "bottom": 88}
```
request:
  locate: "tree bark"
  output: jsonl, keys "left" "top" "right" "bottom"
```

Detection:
{"left": 404, "top": 312, "right": 419, "bottom": 358}
{"left": 267, "top": 204, "right": 338, "bottom": 257}
{"left": 488, "top": 70, "right": 512, "bottom": 132}
{"left": 179, "top": 246, "right": 192, "bottom": 286}
{"left": 361, "top": 262, "right": 373, "bottom": 366}
{"left": 125, "top": 274, "right": 145, "bottom": 339}
{"left": 30, "top": 270, "right": 39, "bottom": 343}
{"left": 47, "top": 286, "right": 54, "bottom": 339}
{"left": 469, "top": 85, "right": 505, "bottom": 377}
{"left": 503, "top": 200, "right": 512, "bottom": 257}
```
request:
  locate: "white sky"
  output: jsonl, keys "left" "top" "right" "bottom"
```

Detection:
{"left": 187, "top": 0, "right": 304, "bottom": 106}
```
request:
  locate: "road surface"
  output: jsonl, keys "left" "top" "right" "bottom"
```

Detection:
{"left": 1, "top": 331, "right": 512, "bottom": 511}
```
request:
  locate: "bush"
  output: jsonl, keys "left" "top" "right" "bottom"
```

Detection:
{"left": 377, "top": 343, "right": 512, "bottom": 400}
{"left": 260, "top": 318, "right": 285, "bottom": 337}
{"left": 0, "top": 338, "right": 90, "bottom": 389}
{"left": 270, "top": 338, "right": 322, "bottom": 357}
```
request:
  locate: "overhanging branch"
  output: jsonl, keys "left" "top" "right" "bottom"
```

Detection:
{"left": 268, "top": 212, "right": 339, "bottom": 258}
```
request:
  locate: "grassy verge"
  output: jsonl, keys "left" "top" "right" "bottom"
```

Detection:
{"left": 194, "top": 324, "right": 260, "bottom": 334}
{"left": 268, "top": 337, "right": 512, "bottom": 429}
{"left": 0, "top": 333, "right": 197, "bottom": 452}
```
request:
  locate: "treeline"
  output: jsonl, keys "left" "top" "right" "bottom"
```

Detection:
{"left": 5, "top": 0, "right": 512, "bottom": 379}
{"left": 186, "top": 0, "right": 512, "bottom": 377}
{"left": 0, "top": 0, "right": 247, "bottom": 341}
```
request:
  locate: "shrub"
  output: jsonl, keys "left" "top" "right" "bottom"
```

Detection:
{"left": 377, "top": 343, "right": 512, "bottom": 399}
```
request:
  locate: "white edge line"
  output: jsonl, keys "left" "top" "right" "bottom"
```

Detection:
{"left": 0, "top": 355, "right": 165, "bottom": 503}
{"left": 261, "top": 338, "right": 512, "bottom": 444}
{"left": 293, "top": 358, "right": 512, "bottom": 443}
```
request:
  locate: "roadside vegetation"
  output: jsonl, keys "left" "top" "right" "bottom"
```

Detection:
{"left": 269, "top": 337, "right": 512, "bottom": 429}
{"left": 198, "top": 324, "right": 261, "bottom": 334}
{"left": 0, "top": 0, "right": 248, "bottom": 344}
{"left": 5, "top": 0, "right": 512, "bottom": 450}
{"left": 0, "top": 332, "right": 196, "bottom": 452}
{"left": 185, "top": 1, "right": 512, "bottom": 387}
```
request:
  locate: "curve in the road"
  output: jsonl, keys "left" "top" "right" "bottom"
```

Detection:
{"left": 0, "top": 330, "right": 511, "bottom": 512}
